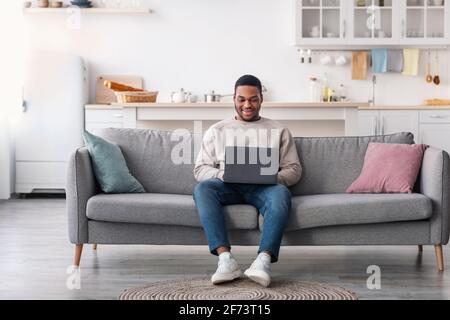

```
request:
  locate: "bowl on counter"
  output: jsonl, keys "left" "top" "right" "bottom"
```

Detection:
{"left": 37, "top": 0, "right": 49, "bottom": 8}
{"left": 49, "top": 1, "right": 63, "bottom": 8}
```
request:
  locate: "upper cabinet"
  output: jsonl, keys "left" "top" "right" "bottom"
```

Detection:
{"left": 347, "top": 0, "right": 398, "bottom": 44}
{"left": 294, "top": 0, "right": 346, "bottom": 45}
{"left": 400, "top": 0, "right": 450, "bottom": 45}
{"left": 294, "top": 0, "right": 450, "bottom": 46}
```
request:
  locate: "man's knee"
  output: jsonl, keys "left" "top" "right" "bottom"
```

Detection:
{"left": 193, "top": 178, "right": 224, "bottom": 198}
{"left": 266, "top": 184, "right": 292, "bottom": 213}
{"left": 272, "top": 184, "right": 292, "bottom": 202}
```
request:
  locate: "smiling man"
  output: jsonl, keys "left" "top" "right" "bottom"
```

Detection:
{"left": 193, "top": 74, "right": 302, "bottom": 287}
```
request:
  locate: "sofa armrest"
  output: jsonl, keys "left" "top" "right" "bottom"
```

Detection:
{"left": 420, "top": 147, "right": 450, "bottom": 244}
{"left": 66, "top": 147, "right": 99, "bottom": 244}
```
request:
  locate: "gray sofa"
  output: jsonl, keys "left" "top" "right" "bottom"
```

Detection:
{"left": 67, "top": 128, "right": 450, "bottom": 271}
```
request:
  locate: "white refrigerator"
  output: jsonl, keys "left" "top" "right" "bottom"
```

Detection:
{"left": 15, "top": 52, "right": 88, "bottom": 194}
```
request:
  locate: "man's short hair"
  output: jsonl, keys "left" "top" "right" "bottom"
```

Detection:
{"left": 234, "top": 75, "right": 263, "bottom": 96}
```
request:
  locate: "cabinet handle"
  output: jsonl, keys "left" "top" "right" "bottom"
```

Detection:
{"left": 381, "top": 117, "right": 385, "bottom": 135}
{"left": 374, "top": 116, "right": 378, "bottom": 135}
{"left": 113, "top": 114, "right": 123, "bottom": 118}
{"left": 342, "top": 20, "right": 346, "bottom": 38}
{"left": 402, "top": 19, "right": 405, "bottom": 38}
{"left": 430, "top": 115, "right": 444, "bottom": 119}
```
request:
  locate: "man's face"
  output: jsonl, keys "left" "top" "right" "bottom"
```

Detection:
{"left": 233, "top": 85, "right": 263, "bottom": 122}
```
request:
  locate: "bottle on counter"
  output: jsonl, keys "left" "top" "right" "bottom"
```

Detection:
{"left": 321, "top": 73, "right": 330, "bottom": 102}
{"left": 338, "top": 84, "right": 347, "bottom": 102}
{"left": 309, "top": 77, "right": 322, "bottom": 103}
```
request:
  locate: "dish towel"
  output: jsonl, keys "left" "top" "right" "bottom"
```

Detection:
{"left": 387, "top": 49, "right": 403, "bottom": 73}
{"left": 371, "top": 49, "right": 388, "bottom": 73}
{"left": 402, "top": 49, "right": 420, "bottom": 76}
{"left": 351, "top": 51, "right": 368, "bottom": 80}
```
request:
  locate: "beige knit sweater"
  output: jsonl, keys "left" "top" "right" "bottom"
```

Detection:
{"left": 193, "top": 117, "right": 302, "bottom": 187}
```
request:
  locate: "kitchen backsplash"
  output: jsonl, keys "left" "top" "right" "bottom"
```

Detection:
{"left": 24, "top": 0, "right": 450, "bottom": 105}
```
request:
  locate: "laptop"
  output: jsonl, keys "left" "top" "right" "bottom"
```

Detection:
{"left": 223, "top": 146, "right": 278, "bottom": 185}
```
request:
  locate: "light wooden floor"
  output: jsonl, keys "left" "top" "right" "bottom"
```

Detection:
{"left": 1, "top": 198, "right": 450, "bottom": 300}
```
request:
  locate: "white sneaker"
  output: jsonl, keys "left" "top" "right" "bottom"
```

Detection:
{"left": 244, "top": 253, "right": 271, "bottom": 287}
{"left": 211, "top": 252, "right": 242, "bottom": 285}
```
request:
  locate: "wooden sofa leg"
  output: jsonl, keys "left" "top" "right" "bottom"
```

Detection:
{"left": 435, "top": 245, "right": 444, "bottom": 272}
{"left": 93, "top": 244, "right": 97, "bottom": 251}
{"left": 418, "top": 245, "right": 423, "bottom": 252}
{"left": 74, "top": 244, "right": 83, "bottom": 267}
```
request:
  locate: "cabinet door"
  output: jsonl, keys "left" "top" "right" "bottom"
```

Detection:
{"left": 358, "top": 110, "right": 379, "bottom": 136}
{"left": 420, "top": 124, "right": 450, "bottom": 153}
{"left": 399, "top": 0, "right": 450, "bottom": 45}
{"left": 294, "top": 0, "right": 346, "bottom": 45}
{"left": 379, "top": 110, "right": 420, "bottom": 141}
{"left": 347, "top": 0, "right": 398, "bottom": 44}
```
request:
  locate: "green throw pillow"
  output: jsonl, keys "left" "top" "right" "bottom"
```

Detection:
{"left": 82, "top": 130, "right": 145, "bottom": 194}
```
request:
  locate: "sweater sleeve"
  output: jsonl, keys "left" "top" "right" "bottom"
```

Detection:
{"left": 277, "top": 129, "right": 302, "bottom": 187}
{"left": 193, "top": 128, "right": 224, "bottom": 182}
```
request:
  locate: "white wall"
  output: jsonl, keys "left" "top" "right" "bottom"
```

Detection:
{"left": 23, "top": 0, "right": 450, "bottom": 105}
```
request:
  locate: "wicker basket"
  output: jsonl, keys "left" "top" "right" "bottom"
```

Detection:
{"left": 114, "top": 91, "right": 158, "bottom": 103}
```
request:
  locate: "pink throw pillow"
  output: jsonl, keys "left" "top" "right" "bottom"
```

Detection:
{"left": 347, "top": 143, "right": 428, "bottom": 194}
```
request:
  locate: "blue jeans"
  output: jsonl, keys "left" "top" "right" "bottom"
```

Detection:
{"left": 193, "top": 178, "right": 292, "bottom": 263}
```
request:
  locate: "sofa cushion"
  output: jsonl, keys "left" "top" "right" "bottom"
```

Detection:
{"left": 82, "top": 130, "right": 145, "bottom": 194}
{"left": 258, "top": 193, "right": 433, "bottom": 231}
{"left": 347, "top": 143, "right": 428, "bottom": 194}
{"left": 86, "top": 193, "right": 258, "bottom": 230}
{"left": 289, "top": 132, "right": 415, "bottom": 196}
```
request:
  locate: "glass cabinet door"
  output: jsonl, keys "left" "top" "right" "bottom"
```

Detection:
{"left": 351, "top": 0, "right": 394, "bottom": 41}
{"left": 404, "top": 0, "right": 446, "bottom": 40}
{"left": 298, "top": 0, "right": 342, "bottom": 42}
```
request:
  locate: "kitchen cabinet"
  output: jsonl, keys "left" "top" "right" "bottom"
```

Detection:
{"left": 347, "top": 0, "right": 398, "bottom": 45}
{"left": 294, "top": 0, "right": 450, "bottom": 46}
{"left": 358, "top": 110, "right": 420, "bottom": 141}
{"left": 379, "top": 110, "right": 420, "bottom": 139}
{"left": 420, "top": 123, "right": 450, "bottom": 152}
{"left": 85, "top": 106, "right": 123, "bottom": 135}
{"left": 419, "top": 110, "right": 450, "bottom": 152}
{"left": 358, "top": 110, "right": 379, "bottom": 135}
{"left": 294, "top": 0, "right": 346, "bottom": 45}
{"left": 359, "top": 109, "right": 450, "bottom": 154}
{"left": 399, "top": 0, "right": 450, "bottom": 45}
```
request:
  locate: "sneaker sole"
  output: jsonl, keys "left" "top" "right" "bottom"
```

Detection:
{"left": 211, "top": 270, "right": 242, "bottom": 285}
{"left": 244, "top": 269, "right": 270, "bottom": 287}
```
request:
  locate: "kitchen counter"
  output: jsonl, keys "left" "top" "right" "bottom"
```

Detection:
{"left": 85, "top": 103, "right": 450, "bottom": 110}
{"left": 109, "top": 102, "right": 369, "bottom": 108}
{"left": 359, "top": 105, "right": 450, "bottom": 110}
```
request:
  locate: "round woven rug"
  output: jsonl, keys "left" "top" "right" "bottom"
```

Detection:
{"left": 119, "top": 277, "right": 357, "bottom": 300}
